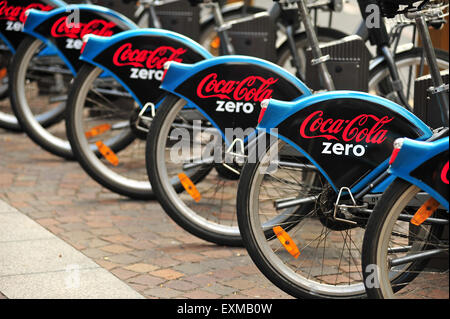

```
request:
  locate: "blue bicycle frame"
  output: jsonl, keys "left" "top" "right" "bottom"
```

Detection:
{"left": 389, "top": 136, "right": 449, "bottom": 210}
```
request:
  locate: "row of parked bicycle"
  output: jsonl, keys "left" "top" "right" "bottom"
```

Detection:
{"left": 0, "top": 0, "right": 448, "bottom": 299}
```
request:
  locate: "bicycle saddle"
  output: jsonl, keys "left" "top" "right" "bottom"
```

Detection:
{"left": 188, "top": 0, "right": 221, "bottom": 6}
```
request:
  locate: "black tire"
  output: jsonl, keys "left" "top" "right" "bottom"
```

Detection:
{"left": 362, "top": 179, "right": 448, "bottom": 299}
{"left": 145, "top": 93, "right": 241, "bottom": 246}
{"left": 66, "top": 64, "right": 150, "bottom": 199}
{"left": 9, "top": 36, "right": 73, "bottom": 159}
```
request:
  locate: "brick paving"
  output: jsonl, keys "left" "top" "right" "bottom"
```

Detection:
{"left": 1, "top": 127, "right": 448, "bottom": 299}
{"left": 0, "top": 128, "right": 292, "bottom": 299}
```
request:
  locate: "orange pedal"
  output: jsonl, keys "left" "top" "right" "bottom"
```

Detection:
{"left": 411, "top": 197, "right": 440, "bottom": 226}
{"left": 178, "top": 173, "right": 201, "bottom": 202}
{"left": 96, "top": 141, "right": 119, "bottom": 167}
{"left": 85, "top": 124, "right": 111, "bottom": 139}
{"left": 273, "top": 226, "right": 301, "bottom": 259}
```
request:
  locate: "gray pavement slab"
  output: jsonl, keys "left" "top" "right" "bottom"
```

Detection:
{"left": 0, "top": 238, "right": 100, "bottom": 276}
{"left": 0, "top": 200, "right": 14, "bottom": 214}
{"left": 0, "top": 267, "right": 143, "bottom": 299}
{"left": 0, "top": 212, "right": 54, "bottom": 242}
{"left": 0, "top": 199, "right": 144, "bottom": 299}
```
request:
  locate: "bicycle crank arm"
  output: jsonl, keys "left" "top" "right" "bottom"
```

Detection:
{"left": 182, "top": 157, "right": 215, "bottom": 170}
{"left": 49, "top": 95, "right": 68, "bottom": 103}
{"left": 274, "top": 195, "right": 318, "bottom": 210}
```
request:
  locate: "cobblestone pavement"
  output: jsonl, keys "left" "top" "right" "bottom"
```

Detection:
{"left": 0, "top": 128, "right": 293, "bottom": 299}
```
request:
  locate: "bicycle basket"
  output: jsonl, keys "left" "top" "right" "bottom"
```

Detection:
{"left": 155, "top": 0, "right": 201, "bottom": 42}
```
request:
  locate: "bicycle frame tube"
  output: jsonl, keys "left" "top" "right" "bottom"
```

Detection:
{"left": 285, "top": 24, "right": 305, "bottom": 80}
{"left": 207, "top": 1, "right": 235, "bottom": 55}
{"left": 354, "top": 3, "right": 419, "bottom": 109}
{"left": 355, "top": 20, "right": 370, "bottom": 42}
{"left": 296, "top": 0, "right": 335, "bottom": 91}
{"left": 200, "top": 0, "right": 264, "bottom": 25}
{"left": 413, "top": 12, "right": 449, "bottom": 123}
{"left": 148, "top": 2, "right": 162, "bottom": 28}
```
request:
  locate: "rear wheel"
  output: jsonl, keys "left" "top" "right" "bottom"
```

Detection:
{"left": 66, "top": 65, "right": 150, "bottom": 199}
{"left": 145, "top": 94, "right": 240, "bottom": 245}
{"left": 362, "top": 179, "right": 449, "bottom": 299}
{"left": 236, "top": 136, "right": 368, "bottom": 299}
{"left": 9, "top": 36, "right": 73, "bottom": 158}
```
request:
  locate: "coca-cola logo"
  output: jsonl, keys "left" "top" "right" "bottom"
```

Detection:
{"left": 113, "top": 43, "right": 186, "bottom": 70}
{"left": 299, "top": 110, "right": 394, "bottom": 145}
{"left": 196, "top": 73, "right": 278, "bottom": 103}
{"left": 441, "top": 161, "right": 449, "bottom": 185}
{"left": 50, "top": 16, "right": 116, "bottom": 39}
{"left": 0, "top": 1, "right": 53, "bottom": 23}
